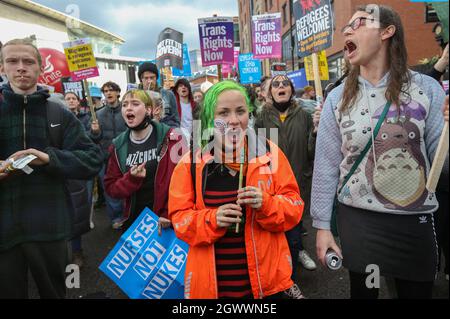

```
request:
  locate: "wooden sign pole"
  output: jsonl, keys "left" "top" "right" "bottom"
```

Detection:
{"left": 311, "top": 52, "right": 323, "bottom": 102}
{"left": 218, "top": 64, "right": 223, "bottom": 81}
{"left": 426, "top": 122, "right": 449, "bottom": 193}
{"left": 83, "top": 79, "right": 97, "bottom": 122}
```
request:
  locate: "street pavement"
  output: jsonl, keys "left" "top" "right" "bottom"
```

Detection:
{"left": 29, "top": 207, "right": 449, "bottom": 299}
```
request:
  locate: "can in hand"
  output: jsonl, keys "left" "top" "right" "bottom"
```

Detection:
{"left": 326, "top": 249, "right": 342, "bottom": 270}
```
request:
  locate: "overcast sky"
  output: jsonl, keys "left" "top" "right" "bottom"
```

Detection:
{"left": 33, "top": 0, "right": 238, "bottom": 59}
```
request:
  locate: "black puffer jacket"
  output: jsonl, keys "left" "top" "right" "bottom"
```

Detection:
{"left": 90, "top": 103, "right": 127, "bottom": 161}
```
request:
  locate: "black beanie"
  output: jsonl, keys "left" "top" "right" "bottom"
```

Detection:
{"left": 138, "top": 62, "right": 159, "bottom": 82}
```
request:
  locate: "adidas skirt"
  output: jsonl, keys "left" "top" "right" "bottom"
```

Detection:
{"left": 336, "top": 203, "right": 438, "bottom": 282}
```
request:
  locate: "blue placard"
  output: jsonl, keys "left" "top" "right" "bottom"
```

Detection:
{"left": 287, "top": 69, "right": 308, "bottom": 90}
{"left": 173, "top": 44, "right": 192, "bottom": 77}
{"left": 182, "top": 44, "right": 192, "bottom": 77}
{"left": 238, "top": 53, "right": 262, "bottom": 85}
{"left": 99, "top": 208, "right": 188, "bottom": 299}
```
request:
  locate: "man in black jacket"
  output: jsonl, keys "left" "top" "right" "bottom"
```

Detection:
{"left": 0, "top": 38, "right": 103, "bottom": 298}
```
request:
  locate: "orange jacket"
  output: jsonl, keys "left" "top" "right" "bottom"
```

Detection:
{"left": 168, "top": 139, "right": 304, "bottom": 299}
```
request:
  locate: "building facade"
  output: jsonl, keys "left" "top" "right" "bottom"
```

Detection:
{"left": 0, "top": 0, "right": 144, "bottom": 93}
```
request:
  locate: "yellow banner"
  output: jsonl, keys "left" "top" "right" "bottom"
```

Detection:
{"left": 161, "top": 67, "right": 175, "bottom": 90}
{"left": 64, "top": 43, "right": 97, "bottom": 72}
{"left": 304, "top": 51, "right": 329, "bottom": 81}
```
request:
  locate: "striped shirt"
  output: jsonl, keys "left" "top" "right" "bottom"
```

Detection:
{"left": 204, "top": 163, "right": 252, "bottom": 299}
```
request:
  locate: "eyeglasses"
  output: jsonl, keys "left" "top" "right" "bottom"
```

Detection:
{"left": 271, "top": 80, "right": 291, "bottom": 88}
{"left": 341, "top": 17, "right": 375, "bottom": 34}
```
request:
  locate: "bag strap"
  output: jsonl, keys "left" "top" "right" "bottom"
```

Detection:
{"left": 338, "top": 101, "right": 391, "bottom": 194}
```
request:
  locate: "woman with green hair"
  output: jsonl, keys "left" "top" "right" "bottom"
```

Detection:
{"left": 169, "top": 81, "right": 305, "bottom": 299}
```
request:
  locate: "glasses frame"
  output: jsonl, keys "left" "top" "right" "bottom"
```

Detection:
{"left": 341, "top": 17, "right": 375, "bottom": 34}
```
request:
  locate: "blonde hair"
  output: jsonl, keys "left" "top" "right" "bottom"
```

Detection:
{"left": 122, "top": 89, "right": 154, "bottom": 108}
{"left": 0, "top": 38, "right": 42, "bottom": 67}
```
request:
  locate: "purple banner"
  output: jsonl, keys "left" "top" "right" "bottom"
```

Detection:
{"left": 252, "top": 13, "right": 282, "bottom": 59}
{"left": 71, "top": 68, "right": 99, "bottom": 82}
{"left": 198, "top": 17, "right": 234, "bottom": 67}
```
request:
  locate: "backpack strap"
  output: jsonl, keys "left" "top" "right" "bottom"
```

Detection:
{"left": 46, "top": 101, "right": 64, "bottom": 149}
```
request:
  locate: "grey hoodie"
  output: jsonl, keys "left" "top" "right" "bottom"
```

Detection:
{"left": 311, "top": 71, "right": 447, "bottom": 230}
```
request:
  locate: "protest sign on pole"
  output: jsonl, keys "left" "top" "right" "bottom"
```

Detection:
{"left": 238, "top": 53, "right": 262, "bottom": 85}
{"left": 156, "top": 28, "right": 183, "bottom": 71}
{"left": 63, "top": 38, "right": 99, "bottom": 121}
{"left": 304, "top": 50, "right": 329, "bottom": 81}
{"left": 293, "top": 0, "right": 333, "bottom": 58}
{"left": 99, "top": 208, "right": 189, "bottom": 299}
{"left": 198, "top": 16, "right": 235, "bottom": 68}
{"left": 252, "top": 13, "right": 282, "bottom": 59}
{"left": 293, "top": 0, "right": 333, "bottom": 100}
{"left": 63, "top": 38, "right": 99, "bottom": 81}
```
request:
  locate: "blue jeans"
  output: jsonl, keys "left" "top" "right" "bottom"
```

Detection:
{"left": 99, "top": 164, "right": 123, "bottom": 223}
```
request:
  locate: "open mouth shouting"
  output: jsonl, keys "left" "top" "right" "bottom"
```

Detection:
{"left": 125, "top": 113, "right": 137, "bottom": 125}
{"left": 344, "top": 40, "right": 358, "bottom": 59}
{"left": 275, "top": 89, "right": 290, "bottom": 102}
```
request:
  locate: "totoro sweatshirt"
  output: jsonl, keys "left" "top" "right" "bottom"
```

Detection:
{"left": 311, "top": 71, "right": 448, "bottom": 230}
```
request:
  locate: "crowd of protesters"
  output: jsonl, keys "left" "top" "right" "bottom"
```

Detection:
{"left": 0, "top": 4, "right": 449, "bottom": 300}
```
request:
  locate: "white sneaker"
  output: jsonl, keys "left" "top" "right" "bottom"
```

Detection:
{"left": 298, "top": 250, "right": 317, "bottom": 270}
{"left": 446, "top": 274, "right": 449, "bottom": 281}
{"left": 112, "top": 217, "right": 126, "bottom": 230}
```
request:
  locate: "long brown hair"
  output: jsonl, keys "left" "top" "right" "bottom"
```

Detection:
{"left": 340, "top": 5, "right": 411, "bottom": 112}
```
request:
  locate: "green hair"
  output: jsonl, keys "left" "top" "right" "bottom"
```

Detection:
{"left": 199, "top": 81, "right": 253, "bottom": 148}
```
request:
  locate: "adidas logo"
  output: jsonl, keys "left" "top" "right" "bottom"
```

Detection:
{"left": 419, "top": 216, "right": 428, "bottom": 224}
